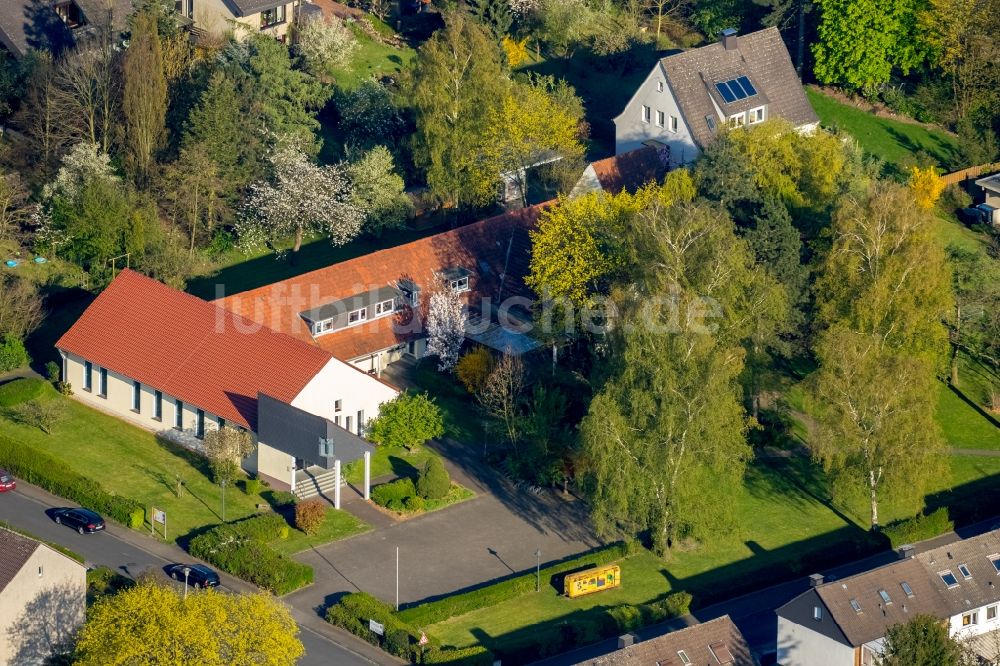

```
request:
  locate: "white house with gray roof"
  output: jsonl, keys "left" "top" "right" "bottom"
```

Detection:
{"left": 777, "top": 529, "right": 1000, "bottom": 666}
{"left": 613, "top": 27, "right": 819, "bottom": 166}
{"left": 188, "top": 0, "right": 299, "bottom": 40}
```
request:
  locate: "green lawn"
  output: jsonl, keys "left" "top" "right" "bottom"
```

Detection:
{"left": 343, "top": 444, "right": 438, "bottom": 485}
{"left": 269, "top": 508, "right": 369, "bottom": 556}
{"left": 0, "top": 388, "right": 262, "bottom": 541}
{"left": 936, "top": 381, "right": 1000, "bottom": 450}
{"left": 806, "top": 88, "right": 962, "bottom": 174}
{"left": 329, "top": 22, "right": 415, "bottom": 91}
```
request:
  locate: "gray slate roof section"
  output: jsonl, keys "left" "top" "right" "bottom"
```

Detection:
{"left": 581, "top": 615, "right": 754, "bottom": 665}
{"left": 300, "top": 286, "right": 402, "bottom": 328}
{"left": 257, "top": 392, "right": 374, "bottom": 469}
{"left": 0, "top": 528, "right": 41, "bottom": 594}
{"left": 0, "top": 0, "right": 133, "bottom": 57}
{"left": 660, "top": 26, "right": 819, "bottom": 149}
{"left": 222, "top": 0, "right": 288, "bottom": 18}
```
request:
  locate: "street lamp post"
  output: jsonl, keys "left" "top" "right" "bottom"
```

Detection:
{"left": 182, "top": 566, "right": 191, "bottom": 600}
{"left": 535, "top": 549, "right": 541, "bottom": 592}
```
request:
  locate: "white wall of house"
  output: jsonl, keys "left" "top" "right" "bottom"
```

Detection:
{"left": 347, "top": 341, "right": 423, "bottom": 377}
{"left": 950, "top": 602, "right": 1000, "bottom": 640}
{"left": 0, "top": 544, "right": 86, "bottom": 666}
{"left": 614, "top": 62, "right": 700, "bottom": 166}
{"left": 62, "top": 351, "right": 228, "bottom": 442}
{"left": 193, "top": 0, "right": 296, "bottom": 40}
{"left": 777, "top": 616, "right": 857, "bottom": 666}
{"left": 290, "top": 357, "right": 399, "bottom": 435}
{"left": 246, "top": 441, "right": 295, "bottom": 491}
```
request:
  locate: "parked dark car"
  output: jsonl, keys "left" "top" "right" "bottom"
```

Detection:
{"left": 165, "top": 563, "right": 220, "bottom": 589}
{"left": 52, "top": 508, "right": 105, "bottom": 534}
{"left": 0, "top": 470, "right": 14, "bottom": 492}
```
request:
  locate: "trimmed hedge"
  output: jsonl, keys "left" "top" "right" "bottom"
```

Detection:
{"left": 0, "top": 433, "right": 144, "bottom": 527}
{"left": 421, "top": 646, "right": 493, "bottom": 665}
{"left": 372, "top": 477, "right": 417, "bottom": 512}
{"left": 882, "top": 508, "right": 954, "bottom": 549}
{"left": 0, "top": 377, "right": 47, "bottom": 407}
{"left": 398, "top": 542, "right": 631, "bottom": 626}
{"left": 189, "top": 513, "right": 312, "bottom": 594}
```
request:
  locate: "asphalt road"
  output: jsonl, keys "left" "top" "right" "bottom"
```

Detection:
{"left": 0, "top": 487, "right": 379, "bottom": 666}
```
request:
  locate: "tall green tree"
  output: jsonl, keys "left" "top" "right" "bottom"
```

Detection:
{"left": 580, "top": 198, "right": 784, "bottom": 554}
{"left": 123, "top": 10, "right": 167, "bottom": 186}
{"left": 946, "top": 245, "right": 1000, "bottom": 386}
{"left": 366, "top": 392, "right": 445, "bottom": 451}
{"left": 880, "top": 615, "right": 970, "bottom": 666}
{"left": 812, "top": 0, "right": 921, "bottom": 95}
{"left": 468, "top": 0, "right": 513, "bottom": 41}
{"left": 409, "top": 13, "right": 507, "bottom": 208}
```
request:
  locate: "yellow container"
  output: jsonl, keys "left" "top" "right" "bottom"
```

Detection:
{"left": 564, "top": 564, "right": 621, "bottom": 598}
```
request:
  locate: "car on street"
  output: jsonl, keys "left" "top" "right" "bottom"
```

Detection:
{"left": 51, "top": 507, "right": 105, "bottom": 534}
{"left": 165, "top": 563, "right": 220, "bottom": 589}
{"left": 0, "top": 470, "right": 14, "bottom": 492}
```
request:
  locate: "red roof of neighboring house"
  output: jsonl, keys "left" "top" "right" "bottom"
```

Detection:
{"left": 590, "top": 146, "right": 666, "bottom": 194}
{"left": 215, "top": 205, "right": 545, "bottom": 361}
{"left": 56, "top": 270, "right": 334, "bottom": 430}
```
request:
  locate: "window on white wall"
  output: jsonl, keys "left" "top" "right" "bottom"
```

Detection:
{"left": 988, "top": 606, "right": 997, "bottom": 621}
{"left": 656, "top": 81, "right": 663, "bottom": 92}
{"left": 728, "top": 113, "right": 746, "bottom": 129}
{"left": 963, "top": 612, "right": 979, "bottom": 626}
{"left": 749, "top": 107, "right": 765, "bottom": 124}
{"left": 132, "top": 381, "right": 141, "bottom": 412}
{"left": 669, "top": 115, "right": 678, "bottom": 132}
{"left": 175, "top": 399, "right": 183, "bottom": 429}
{"left": 641, "top": 105, "right": 650, "bottom": 123}
{"left": 655, "top": 110, "right": 664, "bottom": 127}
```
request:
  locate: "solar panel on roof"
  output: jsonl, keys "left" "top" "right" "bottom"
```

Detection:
{"left": 737, "top": 76, "right": 758, "bottom": 96}
{"left": 715, "top": 82, "right": 737, "bottom": 103}
{"left": 728, "top": 78, "right": 749, "bottom": 97}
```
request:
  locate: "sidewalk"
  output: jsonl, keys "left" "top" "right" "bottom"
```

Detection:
{"left": 11, "top": 479, "right": 400, "bottom": 666}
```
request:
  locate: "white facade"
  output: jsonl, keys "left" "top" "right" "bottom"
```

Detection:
{"left": 0, "top": 542, "right": 86, "bottom": 666}
{"left": 613, "top": 62, "right": 700, "bottom": 166}
{"left": 950, "top": 601, "right": 1000, "bottom": 640}
{"left": 191, "top": 0, "right": 297, "bottom": 40}
{"left": 777, "top": 615, "right": 858, "bottom": 666}
{"left": 290, "top": 357, "right": 399, "bottom": 431}
{"left": 348, "top": 339, "right": 427, "bottom": 377}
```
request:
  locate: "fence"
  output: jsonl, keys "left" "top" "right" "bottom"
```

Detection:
{"left": 940, "top": 162, "right": 1000, "bottom": 187}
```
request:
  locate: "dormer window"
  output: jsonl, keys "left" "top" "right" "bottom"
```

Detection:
{"left": 55, "top": 2, "right": 84, "bottom": 28}
{"left": 348, "top": 307, "right": 367, "bottom": 325}
{"left": 374, "top": 298, "right": 395, "bottom": 316}
{"left": 728, "top": 113, "right": 746, "bottom": 129}
{"left": 443, "top": 268, "right": 472, "bottom": 293}
{"left": 313, "top": 319, "right": 334, "bottom": 335}
{"left": 748, "top": 107, "right": 765, "bottom": 124}
{"left": 398, "top": 279, "right": 421, "bottom": 307}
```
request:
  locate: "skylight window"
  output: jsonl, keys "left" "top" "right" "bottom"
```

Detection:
{"left": 878, "top": 589, "right": 892, "bottom": 604}
{"left": 901, "top": 581, "right": 914, "bottom": 597}
{"left": 940, "top": 570, "right": 959, "bottom": 588}
{"left": 850, "top": 598, "right": 862, "bottom": 613}
{"left": 990, "top": 555, "right": 1000, "bottom": 574}
{"left": 677, "top": 650, "right": 692, "bottom": 666}
{"left": 959, "top": 564, "right": 973, "bottom": 579}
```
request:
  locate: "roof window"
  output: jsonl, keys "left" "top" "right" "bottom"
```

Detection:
{"left": 850, "top": 598, "right": 861, "bottom": 613}
{"left": 990, "top": 555, "right": 1000, "bottom": 574}
{"left": 709, "top": 640, "right": 735, "bottom": 664}
{"left": 677, "top": 650, "right": 692, "bottom": 666}
{"left": 939, "top": 570, "right": 959, "bottom": 588}
{"left": 900, "top": 581, "right": 914, "bottom": 597}
{"left": 878, "top": 589, "right": 892, "bottom": 605}
{"left": 959, "top": 564, "right": 972, "bottom": 579}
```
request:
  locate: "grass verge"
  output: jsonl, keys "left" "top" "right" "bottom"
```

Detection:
{"left": 269, "top": 508, "right": 370, "bottom": 556}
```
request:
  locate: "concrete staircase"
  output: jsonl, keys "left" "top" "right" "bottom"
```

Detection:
{"left": 294, "top": 468, "right": 341, "bottom": 502}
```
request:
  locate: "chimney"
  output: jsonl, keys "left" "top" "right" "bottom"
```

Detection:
{"left": 809, "top": 573, "right": 824, "bottom": 587}
{"left": 720, "top": 28, "right": 738, "bottom": 50}
{"left": 898, "top": 545, "right": 915, "bottom": 560}
{"left": 617, "top": 634, "right": 637, "bottom": 649}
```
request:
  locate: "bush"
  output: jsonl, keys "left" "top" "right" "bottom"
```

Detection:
{"left": 606, "top": 604, "right": 642, "bottom": 632}
{"left": 881, "top": 508, "right": 954, "bottom": 549}
{"left": 939, "top": 184, "right": 972, "bottom": 214}
{"left": 639, "top": 592, "right": 692, "bottom": 623}
{"left": 263, "top": 490, "right": 297, "bottom": 508}
{"left": 0, "top": 377, "right": 46, "bottom": 407}
{"left": 0, "top": 433, "right": 144, "bottom": 527}
{"left": 385, "top": 628, "right": 410, "bottom": 657}
{"left": 189, "top": 514, "right": 312, "bottom": 594}
{"left": 0, "top": 334, "right": 29, "bottom": 372}
{"left": 295, "top": 498, "right": 327, "bottom": 535}
{"left": 45, "top": 361, "right": 60, "bottom": 383}
{"left": 244, "top": 477, "right": 262, "bottom": 495}
{"left": 403, "top": 495, "right": 425, "bottom": 512}
{"left": 326, "top": 592, "right": 419, "bottom": 659}
{"left": 372, "top": 477, "right": 417, "bottom": 512}
{"left": 128, "top": 507, "right": 145, "bottom": 529}
{"left": 422, "top": 646, "right": 494, "bottom": 665}
{"left": 417, "top": 457, "right": 450, "bottom": 500}
{"left": 456, "top": 348, "right": 492, "bottom": 393}
{"left": 398, "top": 542, "right": 630, "bottom": 626}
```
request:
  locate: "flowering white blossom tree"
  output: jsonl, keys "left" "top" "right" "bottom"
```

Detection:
{"left": 425, "top": 290, "right": 467, "bottom": 371}
{"left": 508, "top": 0, "right": 541, "bottom": 18}
{"left": 237, "top": 143, "right": 362, "bottom": 253}
{"left": 295, "top": 16, "right": 358, "bottom": 76}
{"left": 43, "top": 142, "right": 118, "bottom": 201}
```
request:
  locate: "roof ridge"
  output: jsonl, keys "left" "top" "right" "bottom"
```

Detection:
{"left": 219, "top": 203, "right": 553, "bottom": 300}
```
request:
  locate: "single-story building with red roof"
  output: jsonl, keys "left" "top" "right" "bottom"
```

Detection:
{"left": 56, "top": 269, "right": 398, "bottom": 498}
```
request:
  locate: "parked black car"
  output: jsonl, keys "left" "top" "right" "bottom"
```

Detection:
{"left": 51, "top": 507, "right": 105, "bottom": 534}
{"left": 165, "top": 563, "right": 220, "bottom": 589}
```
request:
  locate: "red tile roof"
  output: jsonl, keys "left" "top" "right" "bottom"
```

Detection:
{"left": 214, "top": 205, "right": 546, "bottom": 361}
{"left": 56, "top": 270, "right": 334, "bottom": 430}
{"left": 590, "top": 146, "right": 667, "bottom": 194}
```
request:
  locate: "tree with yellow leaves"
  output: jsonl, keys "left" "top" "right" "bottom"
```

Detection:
{"left": 501, "top": 36, "right": 529, "bottom": 67}
{"left": 482, "top": 76, "right": 585, "bottom": 207}
{"left": 73, "top": 580, "right": 304, "bottom": 666}
{"left": 908, "top": 165, "right": 945, "bottom": 210}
